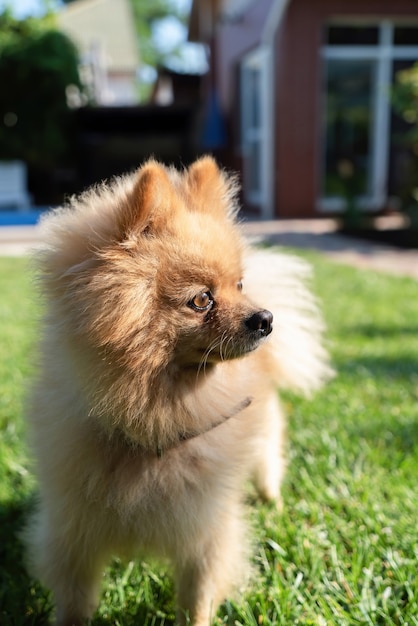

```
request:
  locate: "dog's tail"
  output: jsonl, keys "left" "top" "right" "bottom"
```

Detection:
{"left": 244, "top": 248, "right": 334, "bottom": 395}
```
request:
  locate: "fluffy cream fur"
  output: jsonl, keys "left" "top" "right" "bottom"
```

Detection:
{"left": 24, "top": 157, "right": 332, "bottom": 626}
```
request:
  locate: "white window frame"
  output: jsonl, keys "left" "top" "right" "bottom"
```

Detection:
{"left": 319, "top": 20, "right": 418, "bottom": 213}
{"left": 240, "top": 45, "right": 274, "bottom": 219}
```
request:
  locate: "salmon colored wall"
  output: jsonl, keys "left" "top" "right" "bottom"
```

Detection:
{"left": 214, "top": 0, "right": 274, "bottom": 112}
{"left": 210, "top": 0, "right": 274, "bottom": 176}
{"left": 275, "top": 0, "right": 418, "bottom": 217}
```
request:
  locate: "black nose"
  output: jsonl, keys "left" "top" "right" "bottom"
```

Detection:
{"left": 245, "top": 309, "right": 273, "bottom": 336}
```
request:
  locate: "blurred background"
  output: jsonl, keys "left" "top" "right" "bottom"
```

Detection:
{"left": 1, "top": 0, "right": 418, "bottom": 235}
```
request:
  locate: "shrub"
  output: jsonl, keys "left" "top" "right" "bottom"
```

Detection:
{"left": 0, "top": 11, "right": 84, "bottom": 169}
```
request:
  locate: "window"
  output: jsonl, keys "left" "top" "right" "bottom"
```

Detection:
{"left": 326, "top": 26, "right": 379, "bottom": 46}
{"left": 394, "top": 26, "right": 418, "bottom": 46}
{"left": 320, "top": 21, "right": 418, "bottom": 211}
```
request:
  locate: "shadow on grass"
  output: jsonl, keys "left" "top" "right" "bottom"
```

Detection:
{"left": 334, "top": 323, "right": 418, "bottom": 380}
{"left": 340, "top": 323, "right": 418, "bottom": 340}
{"left": 337, "top": 354, "right": 418, "bottom": 380}
{"left": 0, "top": 496, "right": 176, "bottom": 626}
{"left": 0, "top": 497, "right": 51, "bottom": 626}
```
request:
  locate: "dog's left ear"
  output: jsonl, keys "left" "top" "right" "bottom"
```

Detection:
{"left": 187, "top": 156, "right": 238, "bottom": 218}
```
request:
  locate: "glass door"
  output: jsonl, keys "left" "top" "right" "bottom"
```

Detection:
{"left": 323, "top": 58, "right": 376, "bottom": 201}
{"left": 388, "top": 59, "right": 418, "bottom": 203}
{"left": 241, "top": 47, "right": 273, "bottom": 218}
{"left": 242, "top": 60, "right": 262, "bottom": 202}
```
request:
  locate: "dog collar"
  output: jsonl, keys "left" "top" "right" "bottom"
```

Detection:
{"left": 156, "top": 395, "right": 253, "bottom": 458}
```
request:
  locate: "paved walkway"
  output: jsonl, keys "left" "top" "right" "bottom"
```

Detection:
{"left": 0, "top": 217, "right": 417, "bottom": 280}
{"left": 242, "top": 216, "right": 418, "bottom": 280}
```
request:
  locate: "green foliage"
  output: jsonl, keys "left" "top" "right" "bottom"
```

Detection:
{"left": 1, "top": 252, "right": 418, "bottom": 624}
{"left": 0, "top": 12, "right": 83, "bottom": 168}
{"left": 391, "top": 63, "right": 418, "bottom": 214}
{"left": 129, "top": 0, "right": 187, "bottom": 68}
{"left": 392, "top": 63, "right": 418, "bottom": 129}
{"left": 129, "top": 0, "right": 190, "bottom": 100}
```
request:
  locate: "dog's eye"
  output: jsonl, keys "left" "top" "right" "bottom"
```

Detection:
{"left": 189, "top": 291, "right": 213, "bottom": 312}
{"left": 237, "top": 280, "right": 243, "bottom": 292}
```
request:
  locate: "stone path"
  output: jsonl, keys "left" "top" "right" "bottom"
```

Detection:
{"left": 242, "top": 217, "right": 418, "bottom": 280}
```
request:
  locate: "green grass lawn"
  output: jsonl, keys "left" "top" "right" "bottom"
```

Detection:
{"left": 0, "top": 252, "right": 417, "bottom": 625}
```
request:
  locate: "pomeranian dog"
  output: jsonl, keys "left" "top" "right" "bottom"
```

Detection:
{"left": 24, "top": 156, "right": 331, "bottom": 626}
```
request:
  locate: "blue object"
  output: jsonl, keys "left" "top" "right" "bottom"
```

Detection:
{"left": 0, "top": 209, "right": 47, "bottom": 226}
{"left": 201, "top": 90, "right": 227, "bottom": 150}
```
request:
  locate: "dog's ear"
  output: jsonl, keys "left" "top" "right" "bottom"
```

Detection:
{"left": 187, "top": 156, "right": 238, "bottom": 217}
{"left": 124, "top": 160, "right": 175, "bottom": 234}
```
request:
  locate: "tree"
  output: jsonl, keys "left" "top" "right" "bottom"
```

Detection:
{"left": 0, "top": 11, "right": 85, "bottom": 169}
{"left": 59, "top": 0, "right": 190, "bottom": 71}
{"left": 130, "top": 0, "right": 189, "bottom": 70}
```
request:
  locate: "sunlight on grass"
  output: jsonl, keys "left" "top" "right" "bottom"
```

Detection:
{"left": 0, "top": 252, "right": 417, "bottom": 625}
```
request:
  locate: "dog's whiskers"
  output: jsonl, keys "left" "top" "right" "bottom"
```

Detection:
{"left": 196, "top": 337, "right": 222, "bottom": 381}
{"left": 223, "top": 335, "right": 235, "bottom": 361}
{"left": 219, "top": 330, "right": 229, "bottom": 362}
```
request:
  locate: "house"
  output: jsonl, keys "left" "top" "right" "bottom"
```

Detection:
{"left": 57, "top": 0, "right": 139, "bottom": 105}
{"left": 189, "top": 0, "right": 418, "bottom": 218}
